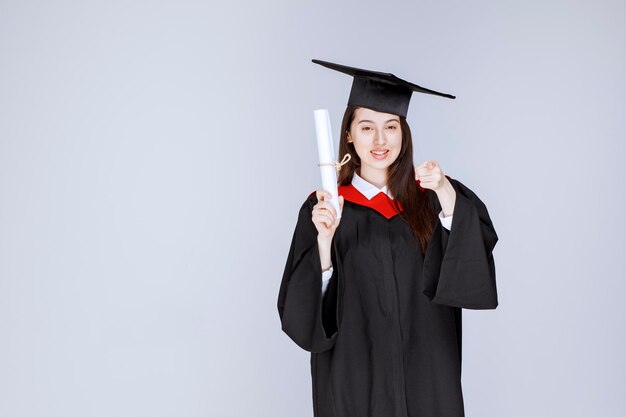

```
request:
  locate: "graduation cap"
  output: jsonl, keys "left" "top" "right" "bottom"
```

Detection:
{"left": 312, "top": 58, "right": 455, "bottom": 118}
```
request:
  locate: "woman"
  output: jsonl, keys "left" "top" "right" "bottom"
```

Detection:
{"left": 277, "top": 59, "right": 499, "bottom": 417}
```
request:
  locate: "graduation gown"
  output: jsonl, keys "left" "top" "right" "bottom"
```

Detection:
{"left": 277, "top": 176, "right": 498, "bottom": 417}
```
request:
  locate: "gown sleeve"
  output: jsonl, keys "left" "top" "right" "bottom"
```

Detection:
{"left": 422, "top": 176, "right": 499, "bottom": 309}
{"left": 277, "top": 193, "right": 339, "bottom": 352}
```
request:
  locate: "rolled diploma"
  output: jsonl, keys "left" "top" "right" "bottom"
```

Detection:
{"left": 313, "top": 109, "right": 342, "bottom": 219}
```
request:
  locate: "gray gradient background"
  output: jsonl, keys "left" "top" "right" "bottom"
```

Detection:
{"left": 1, "top": 1, "right": 624, "bottom": 416}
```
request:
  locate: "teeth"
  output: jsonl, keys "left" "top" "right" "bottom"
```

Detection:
{"left": 372, "top": 150, "right": 388, "bottom": 155}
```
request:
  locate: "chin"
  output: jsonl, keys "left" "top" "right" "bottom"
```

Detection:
{"left": 371, "top": 156, "right": 398, "bottom": 166}
{"left": 367, "top": 162, "right": 393, "bottom": 172}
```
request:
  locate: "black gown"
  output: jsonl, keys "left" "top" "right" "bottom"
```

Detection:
{"left": 277, "top": 176, "right": 498, "bottom": 417}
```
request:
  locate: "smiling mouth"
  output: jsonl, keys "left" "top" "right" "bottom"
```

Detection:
{"left": 370, "top": 150, "right": 389, "bottom": 159}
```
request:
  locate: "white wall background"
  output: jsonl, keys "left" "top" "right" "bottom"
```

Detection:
{"left": 1, "top": 0, "right": 624, "bottom": 416}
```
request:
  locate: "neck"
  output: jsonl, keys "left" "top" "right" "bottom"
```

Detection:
{"left": 358, "top": 166, "right": 387, "bottom": 189}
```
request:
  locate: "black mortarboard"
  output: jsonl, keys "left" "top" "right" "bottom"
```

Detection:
{"left": 312, "top": 58, "right": 455, "bottom": 118}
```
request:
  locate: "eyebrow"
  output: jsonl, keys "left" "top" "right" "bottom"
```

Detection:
{"left": 358, "top": 119, "right": 400, "bottom": 124}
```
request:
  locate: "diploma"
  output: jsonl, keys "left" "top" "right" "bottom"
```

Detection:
{"left": 314, "top": 109, "right": 344, "bottom": 219}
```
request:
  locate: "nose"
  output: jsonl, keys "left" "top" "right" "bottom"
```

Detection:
{"left": 375, "top": 127, "right": 386, "bottom": 145}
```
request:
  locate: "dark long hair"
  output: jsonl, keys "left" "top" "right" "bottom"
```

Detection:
{"left": 337, "top": 105, "right": 436, "bottom": 253}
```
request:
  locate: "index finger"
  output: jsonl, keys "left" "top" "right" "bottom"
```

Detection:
{"left": 415, "top": 160, "right": 429, "bottom": 171}
{"left": 315, "top": 189, "right": 332, "bottom": 201}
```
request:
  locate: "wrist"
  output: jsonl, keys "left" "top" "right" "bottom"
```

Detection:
{"left": 435, "top": 178, "right": 456, "bottom": 217}
{"left": 435, "top": 177, "right": 454, "bottom": 197}
{"left": 317, "top": 236, "right": 333, "bottom": 271}
{"left": 317, "top": 235, "right": 332, "bottom": 247}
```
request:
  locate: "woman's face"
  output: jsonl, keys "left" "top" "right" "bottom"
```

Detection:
{"left": 347, "top": 107, "right": 402, "bottom": 178}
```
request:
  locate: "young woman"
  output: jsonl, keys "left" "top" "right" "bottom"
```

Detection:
{"left": 277, "top": 59, "right": 499, "bottom": 417}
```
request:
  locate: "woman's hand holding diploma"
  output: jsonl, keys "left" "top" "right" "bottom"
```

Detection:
{"left": 312, "top": 189, "right": 344, "bottom": 271}
{"left": 313, "top": 108, "right": 347, "bottom": 270}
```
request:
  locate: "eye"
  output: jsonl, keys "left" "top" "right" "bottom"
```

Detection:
{"left": 361, "top": 126, "right": 372, "bottom": 131}
{"left": 386, "top": 125, "right": 397, "bottom": 130}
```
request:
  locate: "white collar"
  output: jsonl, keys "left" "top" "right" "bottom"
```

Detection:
{"left": 351, "top": 171, "right": 394, "bottom": 200}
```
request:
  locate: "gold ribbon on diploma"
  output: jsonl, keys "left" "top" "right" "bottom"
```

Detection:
{"left": 318, "top": 153, "right": 352, "bottom": 173}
